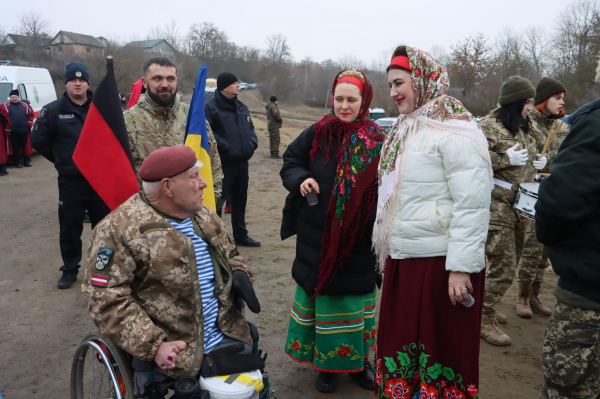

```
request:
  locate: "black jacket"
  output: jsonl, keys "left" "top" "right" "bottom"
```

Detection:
{"left": 205, "top": 90, "right": 258, "bottom": 163}
{"left": 280, "top": 124, "right": 378, "bottom": 297}
{"left": 31, "top": 91, "right": 93, "bottom": 179}
{"left": 535, "top": 103, "right": 600, "bottom": 304}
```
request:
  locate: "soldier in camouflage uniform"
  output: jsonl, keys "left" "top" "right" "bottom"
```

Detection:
{"left": 480, "top": 76, "right": 543, "bottom": 346}
{"left": 82, "top": 146, "right": 262, "bottom": 396}
{"left": 516, "top": 78, "right": 570, "bottom": 319}
{"left": 123, "top": 57, "right": 223, "bottom": 203}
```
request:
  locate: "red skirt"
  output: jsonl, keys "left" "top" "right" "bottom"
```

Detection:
{"left": 375, "top": 257, "right": 485, "bottom": 399}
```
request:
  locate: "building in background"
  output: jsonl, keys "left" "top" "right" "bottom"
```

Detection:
{"left": 125, "top": 39, "right": 175, "bottom": 56}
{"left": 46, "top": 31, "right": 106, "bottom": 58}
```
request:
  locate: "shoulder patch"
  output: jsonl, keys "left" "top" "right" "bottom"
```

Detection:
{"left": 91, "top": 272, "right": 109, "bottom": 287}
{"left": 38, "top": 108, "right": 47, "bottom": 119}
{"left": 247, "top": 115, "right": 250, "bottom": 123}
{"left": 95, "top": 248, "right": 114, "bottom": 271}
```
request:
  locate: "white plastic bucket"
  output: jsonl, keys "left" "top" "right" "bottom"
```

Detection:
{"left": 200, "top": 370, "right": 263, "bottom": 399}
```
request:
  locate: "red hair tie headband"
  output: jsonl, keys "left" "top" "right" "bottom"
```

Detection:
{"left": 336, "top": 76, "right": 364, "bottom": 93}
{"left": 389, "top": 56, "right": 412, "bottom": 71}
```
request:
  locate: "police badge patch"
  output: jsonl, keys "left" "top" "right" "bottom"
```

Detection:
{"left": 38, "top": 108, "right": 47, "bottom": 119}
{"left": 95, "top": 248, "right": 114, "bottom": 271}
{"left": 247, "top": 115, "right": 250, "bottom": 122}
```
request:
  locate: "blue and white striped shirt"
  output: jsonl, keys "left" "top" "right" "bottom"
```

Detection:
{"left": 167, "top": 218, "right": 224, "bottom": 353}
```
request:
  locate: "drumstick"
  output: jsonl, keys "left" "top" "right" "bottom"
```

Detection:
{"left": 540, "top": 119, "right": 564, "bottom": 158}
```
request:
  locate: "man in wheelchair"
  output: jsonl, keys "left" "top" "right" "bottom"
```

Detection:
{"left": 82, "top": 145, "right": 265, "bottom": 398}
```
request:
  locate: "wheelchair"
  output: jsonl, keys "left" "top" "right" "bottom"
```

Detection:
{"left": 71, "top": 324, "right": 274, "bottom": 399}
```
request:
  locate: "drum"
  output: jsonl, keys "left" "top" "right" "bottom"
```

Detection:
{"left": 514, "top": 182, "right": 539, "bottom": 220}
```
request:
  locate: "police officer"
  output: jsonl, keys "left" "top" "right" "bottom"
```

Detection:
{"left": 205, "top": 72, "right": 260, "bottom": 247}
{"left": 31, "top": 63, "right": 111, "bottom": 289}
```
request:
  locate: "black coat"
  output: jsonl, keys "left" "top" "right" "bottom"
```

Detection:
{"left": 535, "top": 103, "right": 600, "bottom": 304}
{"left": 205, "top": 91, "right": 258, "bottom": 163}
{"left": 31, "top": 91, "right": 93, "bottom": 179}
{"left": 280, "top": 124, "right": 379, "bottom": 297}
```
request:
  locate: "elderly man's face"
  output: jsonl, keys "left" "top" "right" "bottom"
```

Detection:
{"left": 170, "top": 166, "right": 207, "bottom": 215}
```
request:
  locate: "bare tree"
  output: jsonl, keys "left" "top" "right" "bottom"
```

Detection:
{"left": 265, "top": 34, "right": 291, "bottom": 65}
{"left": 337, "top": 54, "right": 366, "bottom": 70}
{"left": 0, "top": 25, "right": 9, "bottom": 46}
{"left": 186, "top": 22, "right": 231, "bottom": 60}
{"left": 447, "top": 33, "right": 495, "bottom": 90}
{"left": 429, "top": 45, "right": 451, "bottom": 66}
{"left": 523, "top": 26, "right": 551, "bottom": 77}
{"left": 147, "top": 20, "right": 183, "bottom": 53}
{"left": 16, "top": 11, "right": 50, "bottom": 41}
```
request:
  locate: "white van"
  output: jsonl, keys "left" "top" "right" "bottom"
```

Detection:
{"left": 0, "top": 66, "right": 57, "bottom": 116}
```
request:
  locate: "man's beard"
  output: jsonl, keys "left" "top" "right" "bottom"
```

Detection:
{"left": 147, "top": 86, "right": 176, "bottom": 107}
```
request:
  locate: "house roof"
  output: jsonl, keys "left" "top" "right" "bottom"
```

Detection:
{"left": 48, "top": 31, "right": 106, "bottom": 48}
{"left": 126, "top": 39, "right": 175, "bottom": 51}
{"left": 7, "top": 34, "right": 51, "bottom": 47}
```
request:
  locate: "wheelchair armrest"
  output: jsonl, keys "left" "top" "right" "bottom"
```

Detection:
{"left": 248, "top": 321, "right": 259, "bottom": 343}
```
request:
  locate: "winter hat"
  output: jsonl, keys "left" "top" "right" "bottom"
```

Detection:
{"left": 498, "top": 76, "right": 535, "bottom": 106}
{"left": 65, "top": 62, "right": 89, "bottom": 84}
{"left": 535, "top": 77, "right": 566, "bottom": 105}
{"left": 217, "top": 72, "right": 238, "bottom": 91}
{"left": 270, "top": 96, "right": 277, "bottom": 102}
{"left": 9, "top": 89, "right": 19, "bottom": 97}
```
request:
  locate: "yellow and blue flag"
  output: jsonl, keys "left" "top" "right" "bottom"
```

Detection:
{"left": 185, "top": 65, "right": 216, "bottom": 211}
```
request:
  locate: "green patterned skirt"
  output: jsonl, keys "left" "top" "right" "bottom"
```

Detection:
{"left": 284, "top": 284, "right": 377, "bottom": 372}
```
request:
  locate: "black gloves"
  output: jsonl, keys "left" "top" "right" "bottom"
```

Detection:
{"left": 200, "top": 342, "right": 267, "bottom": 378}
{"left": 232, "top": 270, "right": 261, "bottom": 313}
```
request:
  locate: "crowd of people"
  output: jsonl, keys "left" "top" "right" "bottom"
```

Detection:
{"left": 3, "top": 45, "right": 597, "bottom": 398}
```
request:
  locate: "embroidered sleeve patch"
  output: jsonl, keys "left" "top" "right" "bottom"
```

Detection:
{"left": 95, "top": 248, "right": 114, "bottom": 271}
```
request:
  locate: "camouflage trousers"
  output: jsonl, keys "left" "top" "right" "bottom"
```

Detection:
{"left": 517, "top": 217, "right": 548, "bottom": 284}
{"left": 541, "top": 299, "right": 600, "bottom": 398}
{"left": 483, "top": 217, "right": 529, "bottom": 315}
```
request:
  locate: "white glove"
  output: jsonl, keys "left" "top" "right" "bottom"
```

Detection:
{"left": 506, "top": 143, "right": 529, "bottom": 166}
{"left": 533, "top": 154, "right": 548, "bottom": 170}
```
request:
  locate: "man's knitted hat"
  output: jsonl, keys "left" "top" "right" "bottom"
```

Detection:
{"left": 217, "top": 72, "right": 238, "bottom": 91}
{"left": 270, "top": 95, "right": 277, "bottom": 102}
{"left": 535, "top": 77, "right": 566, "bottom": 105}
{"left": 65, "top": 62, "right": 89, "bottom": 84}
{"left": 9, "top": 89, "right": 19, "bottom": 97}
{"left": 498, "top": 76, "right": 535, "bottom": 106}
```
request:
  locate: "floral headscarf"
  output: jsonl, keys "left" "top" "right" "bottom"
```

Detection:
{"left": 373, "top": 46, "right": 492, "bottom": 270}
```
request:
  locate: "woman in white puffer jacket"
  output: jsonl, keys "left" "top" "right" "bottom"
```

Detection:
{"left": 373, "top": 46, "right": 492, "bottom": 399}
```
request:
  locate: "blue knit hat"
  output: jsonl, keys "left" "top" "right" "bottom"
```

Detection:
{"left": 65, "top": 62, "right": 89, "bottom": 84}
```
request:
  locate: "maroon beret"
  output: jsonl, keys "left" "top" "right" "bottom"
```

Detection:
{"left": 139, "top": 145, "right": 198, "bottom": 182}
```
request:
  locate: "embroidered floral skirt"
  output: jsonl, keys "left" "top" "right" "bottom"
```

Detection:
{"left": 284, "top": 284, "right": 377, "bottom": 373}
{"left": 375, "top": 257, "right": 485, "bottom": 399}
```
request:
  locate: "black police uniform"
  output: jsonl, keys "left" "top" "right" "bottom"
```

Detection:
{"left": 31, "top": 91, "right": 111, "bottom": 276}
{"left": 205, "top": 90, "right": 258, "bottom": 242}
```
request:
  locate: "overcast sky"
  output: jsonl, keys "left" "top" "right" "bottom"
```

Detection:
{"left": 2, "top": 0, "right": 571, "bottom": 64}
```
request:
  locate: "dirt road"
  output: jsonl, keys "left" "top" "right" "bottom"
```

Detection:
{"left": 0, "top": 113, "right": 554, "bottom": 398}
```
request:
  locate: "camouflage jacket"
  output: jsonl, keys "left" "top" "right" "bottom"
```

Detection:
{"left": 530, "top": 107, "right": 570, "bottom": 165}
{"left": 124, "top": 93, "right": 223, "bottom": 202}
{"left": 81, "top": 192, "right": 253, "bottom": 378}
{"left": 265, "top": 102, "right": 282, "bottom": 129}
{"left": 481, "top": 109, "right": 541, "bottom": 227}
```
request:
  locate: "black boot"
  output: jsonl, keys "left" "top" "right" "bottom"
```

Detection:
{"left": 316, "top": 371, "right": 336, "bottom": 393}
{"left": 351, "top": 360, "right": 375, "bottom": 390}
{"left": 0, "top": 165, "right": 8, "bottom": 176}
{"left": 57, "top": 272, "right": 78, "bottom": 289}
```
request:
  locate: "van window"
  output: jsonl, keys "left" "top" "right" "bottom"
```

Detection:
{"left": 18, "top": 84, "right": 28, "bottom": 100}
{"left": 0, "top": 83, "right": 13, "bottom": 102}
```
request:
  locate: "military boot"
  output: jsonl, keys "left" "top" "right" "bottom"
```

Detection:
{"left": 481, "top": 314, "right": 512, "bottom": 346}
{"left": 495, "top": 311, "right": 507, "bottom": 325}
{"left": 529, "top": 282, "right": 552, "bottom": 317}
{"left": 515, "top": 282, "right": 533, "bottom": 318}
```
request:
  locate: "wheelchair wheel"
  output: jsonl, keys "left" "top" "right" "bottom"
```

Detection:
{"left": 71, "top": 331, "right": 135, "bottom": 399}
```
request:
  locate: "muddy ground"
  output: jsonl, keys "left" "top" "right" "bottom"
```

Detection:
{"left": 0, "top": 112, "right": 555, "bottom": 398}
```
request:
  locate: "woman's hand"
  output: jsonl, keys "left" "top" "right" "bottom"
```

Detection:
{"left": 448, "top": 271, "right": 473, "bottom": 306}
{"left": 300, "top": 178, "right": 320, "bottom": 196}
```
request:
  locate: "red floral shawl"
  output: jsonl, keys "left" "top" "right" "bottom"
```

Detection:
{"left": 310, "top": 70, "right": 385, "bottom": 297}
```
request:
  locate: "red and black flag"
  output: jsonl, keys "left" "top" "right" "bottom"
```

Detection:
{"left": 73, "top": 57, "right": 139, "bottom": 210}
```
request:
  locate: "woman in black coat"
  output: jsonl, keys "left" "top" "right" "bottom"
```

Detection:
{"left": 280, "top": 69, "right": 384, "bottom": 393}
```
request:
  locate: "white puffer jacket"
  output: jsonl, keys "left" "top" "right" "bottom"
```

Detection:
{"left": 377, "top": 119, "right": 492, "bottom": 274}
